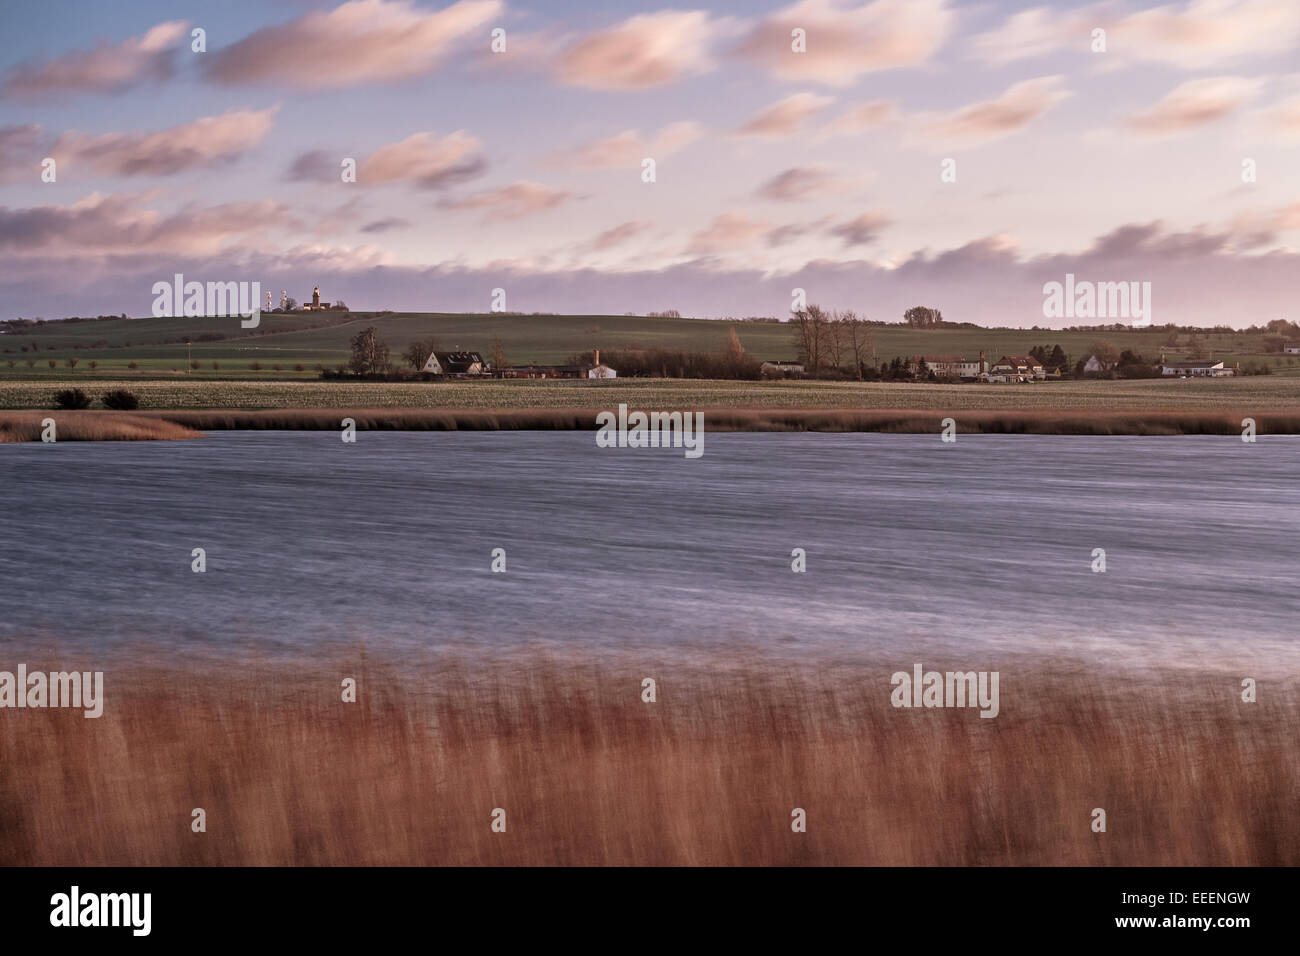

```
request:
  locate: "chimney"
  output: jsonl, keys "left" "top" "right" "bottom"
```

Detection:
{"left": 593, "top": 348, "right": 600, "bottom": 366}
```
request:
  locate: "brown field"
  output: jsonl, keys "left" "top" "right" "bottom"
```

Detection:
{"left": 1, "top": 651, "right": 1293, "bottom": 866}
{"left": 2, "top": 375, "right": 1300, "bottom": 414}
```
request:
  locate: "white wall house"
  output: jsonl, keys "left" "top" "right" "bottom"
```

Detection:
{"left": 1160, "top": 360, "right": 1232, "bottom": 377}
{"left": 985, "top": 355, "right": 1045, "bottom": 382}
{"left": 587, "top": 349, "right": 617, "bottom": 378}
{"left": 423, "top": 351, "right": 485, "bottom": 375}
{"left": 913, "top": 354, "right": 987, "bottom": 380}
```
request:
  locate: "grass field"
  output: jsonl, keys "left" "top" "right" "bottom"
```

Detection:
{"left": 3, "top": 311, "right": 1298, "bottom": 375}
{"left": 3, "top": 650, "right": 1293, "bottom": 865}
{"left": 2, "top": 376, "right": 1299, "bottom": 412}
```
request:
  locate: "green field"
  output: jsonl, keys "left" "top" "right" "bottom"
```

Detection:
{"left": 2, "top": 311, "right": 1297, "bottom": 378}
{"left": 3, "top": 376, "right": 1299, "bottom": 412}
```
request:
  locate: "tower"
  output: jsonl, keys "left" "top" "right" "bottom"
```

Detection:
{"left": 312, "top": 286, "right": 321, "bottom": 309}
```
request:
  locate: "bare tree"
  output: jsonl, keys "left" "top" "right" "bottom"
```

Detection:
{"left": 823, "top": 311, "right": 845, "bottom": 372}
{"left": 489, "top": 332, "right": 508, "bottom": 371}
{"left": 842, "top": 310, "right": 873, "bottom": 380}
{"left": 402, "top": 336, "right": 440, "bottom": 370}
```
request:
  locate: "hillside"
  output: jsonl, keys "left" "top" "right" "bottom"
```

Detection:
{"left": 0, "top": 312, "right": 1294, "bottom": 379}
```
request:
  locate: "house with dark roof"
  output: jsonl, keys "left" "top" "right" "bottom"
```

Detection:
{"left": 984, "top": 355, "right": 1045, "bottom": 382}
{"left": 423, "top": 351, "right": 485, "bottom": 376}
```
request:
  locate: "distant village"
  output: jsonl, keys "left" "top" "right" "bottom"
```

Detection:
{"left": 761, "top": 351, "right": 1241, "bottom": 381}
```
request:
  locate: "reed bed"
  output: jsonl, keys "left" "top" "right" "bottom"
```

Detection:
{"left": 154, "top": 407, "right": 1300, "bottom": 435}
{"left": 1, "top": 651, "right": 1293, "bottom": 866}
{"left": 0, "top": 411, "right": 200, "bottom": 442}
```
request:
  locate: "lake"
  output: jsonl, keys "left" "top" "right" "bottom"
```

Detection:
{"left": 3, "top": 432, "right": 1296, "bottom": 672}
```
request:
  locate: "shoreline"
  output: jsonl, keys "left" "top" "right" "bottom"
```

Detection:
{"left": 3, "top": 406, "right": 1295, "bottom": 440}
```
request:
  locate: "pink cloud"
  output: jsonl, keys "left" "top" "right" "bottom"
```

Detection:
{"left": 359, "top": 131, "right": 487, "bottom": 188}
{"left": 1255, "top": 91, "right": 1300, "bottom": 140}
{"left": 972, "top": 0, "right": 1300, "bottom": 68}
{"left": 1, "top": 21, "right": 188, "bottom": 99}
{"left": 734, "top": 0, "right": 954, "bottom": 86}
{"left": 827, "top": 211, "right": 891, "bottom": 246}
{"left": 1126, "top": 77, "right": 1262, "bottom": 135}
{"left": 0, "top": 192, "right": 297, "bottom": 256}
{"left": 50, "top": 108, "right": 276, "bottom": 177}
{"left": 823, "top": 99, "right": 899, "bottom": 135}
{"left": 585, "top": 221, "right": 651, "bottom": 252}
{"left": 734, "top": 93, "right": 834, "bottom": 137}
{"left": 914, "top": 76, "right": 1070, "bottom": 144}
{"left": 204, "top": 0, "right": 501, "bottom": 88}
{"left": 687, "top": 212, "right": 772, "bottom": 254}
{"left": 755, "top": 165, "right": 850, "bottom": 201}
{"left": 550, "top": 121, "right": 702, "bottom": 169}
{"left": 438, "top": 181, "right": 576, "bottom": 219}
{"left": 556, "top": 11, "right": 720, "bottom": 89}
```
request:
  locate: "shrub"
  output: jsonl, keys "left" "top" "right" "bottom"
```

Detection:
{"left": 250, "top": 361, "right": 262, "bottom": 371}
{"left": 128, "top": 361, "right": 139, "bottom": 370}
{"left": 53, "top": 388, "right": 92, "bottom": 410}
{"left": 101, "top": 389, "right": 140, "bottom": 410}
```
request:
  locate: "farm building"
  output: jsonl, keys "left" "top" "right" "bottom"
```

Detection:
{"left": 423, "top": 351, "right": 485, "bottom": 376}
{"left": 496, "top": 364, "right": 582, "bottom": 379}
{"left": 911, "top": 354, "right": 987, "bottom": 380}
{"left": 984, "top": 355, "right": 1045, "bottom": 382}
{"left": 1160, "top": 360, "right": 1234, "bottom": 377}
{"left": 587, "top": 349, "right": 617, "bottom": 379}
{"left": 760, "top": 360, "right": 805, "bottom": 376}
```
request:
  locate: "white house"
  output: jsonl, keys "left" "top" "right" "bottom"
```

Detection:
{"left": 984, "top": 355, "right": 1045, "bottom": 382}
{"left": 912, "top": 354, "right": 987, "bottom": 380}
{"left": 423, "top": 350, "right": 485, "bottom": 375}
{"left": 1160, "top": 360, "right": 1232, "bottom": 377}
{"left": 760, "top": 360, "right": 805, "bottom": 376}
{"left": 1285, "top": 345, "right": 1300, "bottom": 354}
{"left": 587, "top": 348, "right": 617, "bottom": 379}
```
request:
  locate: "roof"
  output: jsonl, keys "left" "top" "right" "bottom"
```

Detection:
{"left": 992, "top": 355, "right": 1043, "bottom": 368}
{"left": 1163, "top": 360, "right": 1223, "bottom": 368}
{"left": 431, "top": 350, "right": 484, "bottom": 373}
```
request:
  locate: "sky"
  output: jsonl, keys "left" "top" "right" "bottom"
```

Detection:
{"left": 0, "top": 0, "right": 1297, "bottom": 326}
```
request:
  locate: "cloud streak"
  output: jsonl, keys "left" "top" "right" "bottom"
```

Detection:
{"left": 203, "top": 0, "right": 500, "bottom": 88}
{"left": 1, "top": 21, "right": 188, "bottom": 99}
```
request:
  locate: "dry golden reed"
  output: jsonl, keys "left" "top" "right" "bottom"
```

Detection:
{"left": 0, "top": 411, "right": 199, "bottom": 442}
{"left": 1, "top": 652, "right": 1293, "bottom": 866}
